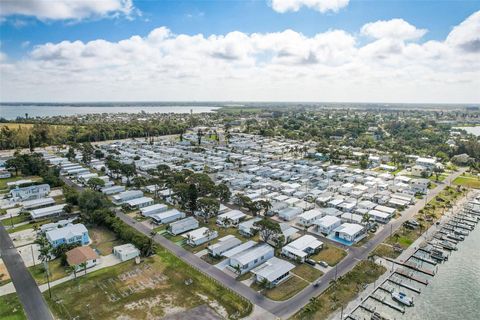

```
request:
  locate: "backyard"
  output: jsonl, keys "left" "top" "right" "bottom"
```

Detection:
{"left": 45, "top": 250, "right": 252, "bottom": 319}
{"left": 89, "top": 225, "right": 124, "bottom": 255}
{"left": 310, "top": 244, "right": 347, "bottom": 266}
{"left": 251, "top": 274, "right": 308, "bottom": 301}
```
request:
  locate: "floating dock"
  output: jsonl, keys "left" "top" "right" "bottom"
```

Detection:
{"left": 394, "top": 269, "right": 429, "bottom": 285}
{"left": 370, "top": 292, "right": 405, "bottom": 313}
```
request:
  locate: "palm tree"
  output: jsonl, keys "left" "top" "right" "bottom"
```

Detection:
{"left": 67, "top": 265, "right": 77, "bottom": 279}
{"left": 79, "top": 262, "right": 88, "bottom": 276}
{"left": 233, "top": 264, "right": 242, "bottom": 275}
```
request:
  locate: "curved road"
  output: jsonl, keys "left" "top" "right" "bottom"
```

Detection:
{"left": 116, "top": 169, "right": 466, "bottom": 319}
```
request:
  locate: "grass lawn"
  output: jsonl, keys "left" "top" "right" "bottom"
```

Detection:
{"left": 372, "top": 243, "right": 401, "bottom": 259}
{"left": 453, "top": 175, "right": 480, "bottom": 189}
{"left": 310, "top": 245, "right": 347, "bottom": 266}
{"left": 0, "top": 293, "right": 27, "bottom": 320}
{"left": 293, "top": 260, "right": 386, "bottom": 320}
{"left": 5, "top": 219, "right": 51, "bottom": 234}
{"left": 29, "top": 259, "right": 68, "bottom": 285}
{"left": 89, "top": 226, "right": 123, "bottom": 255}
{"left": 291, "top": 264, "right": 323, "bottom": 283}
{"left": 0, "top": 175, "right": 43, "bottom": 190}
{"left": 1, "top": 214, "right": 30, "bottom": 226}
{"left": 45, "top": 252, "right": 252, "bottom": 319}
{"left": 263, "top": 276, "right": 308, "bottom": 301}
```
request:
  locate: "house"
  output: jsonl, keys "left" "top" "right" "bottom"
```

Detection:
{"left": 238, "top": 217, "right": 262, "bottom": 237}
{"left": 341, "top": 212, "right": 363, "bottom": 224}
{"left": 101, "top": 185, "right": 126, "bottom": 195}
{"left": 278, "top": 207, "right": 303, "bottom": 221}
{"left": 281, "top": 235, "right": 323, "bottom": 262}
{"left": 222, "top": 240, "right": 257, "bottom": 259}
{"left": 216, "top": 210, "right": 247, "bottom": 227}
{"left": 10, "top": 184, "right": 50, "bottom": 201}
{"left": 6, "top": 179, "right": 34, "bottom": 188}
{"left": 124, "top": 196, "right": 154, "bottom": 210}
{"left": 151, "top": 209, "right": 185, "bottom": 224}
{"left": 410, "top": 178, "right": 430, "bottom": 195}
{"left": 298, "top": 209, "right": 324, "bottom": 227}
{"left": 46, "top": 223, "right": 89, "bottom": 248}
{"left": 112, "top": 190, "right": 143, "bottom": 205}
{"left": 30, "top": 204, "right": 66, "bottom": 221}
{"left": 251, "top": 257, "right": 295, "bottom": 288}
{"left": 21, "top": 197, "right": 55, "bottom": 211}
{"left": 375, "top": 205, "right": 396, "bottom": 217}
{"left": 40, "top": 218, "right": 75, "bottom": 233}
{"left": 415, "top": 157, "right": 437, "bottom": 170}
{"left": 0, "top": 170, "right": 11, "bottom": 179}
{"left": 333, "top": 223, "right": 365, "bottom": 243}
{"left": 66, "top": 246, "right": 98, "bottom": 271}
{"left": 183, "top": 227, "right": 218, "bottom": 246}
{"left": 140, "top": 203, "right": 169, "bottom": 217}
{"left": 113, "top": 243, "right": 140, "bottom": 261}
{"left": 314, "top": 216, "right": 342, "bottom": 235}
{"left": 208, "top": 235, "right": 242, "bottom": 257}
{"left": 367, "top": 209, "right": 391, "bottom": 224}
{"left": 229, "top": 243, "right": 275, "bottom": 274}
{"left": 279, "top": 223, "right": 299, "bottom": 243}
{"left": 411, "top": 165, "right": 427, "bottom": 177}
{"left": 168, "top": 217, "right": 199, "bottom": 235}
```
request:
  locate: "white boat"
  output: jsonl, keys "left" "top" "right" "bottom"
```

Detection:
{"left": 391, "top": 291, "right": 414, "bottom": 306}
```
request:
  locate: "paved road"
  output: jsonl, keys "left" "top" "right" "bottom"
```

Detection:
{"left": 115, "top": 169, "right": 466, "bottom": 319}
{"left": 0, "top": 224, "right": 53, "bottom": 320}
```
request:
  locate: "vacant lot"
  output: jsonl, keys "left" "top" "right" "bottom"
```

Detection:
{"left": 30, "top": 259, "right": 68, "bottom": 285}
{"left": 0, "top": 293, "right": 26, "bottom": 320}
{"left": 45, "top": 251, "right": 251, "bottom": 319}
{"left": 252, "top": 275, "right": 308, "bottom": 301}
{"left": 89, "top": 226, "right": 123, "bottom": 255}
{"left": 311, "top": 245, "right": 347, "bottom": 266}
{"left": 453, "top": 174, "right": 480, "bottom": 189}
{"left": 293, "top": 260, "right": 386, "bottom": 320}
{"left": 292, "top": 264, "right": 323, "bottom": 282}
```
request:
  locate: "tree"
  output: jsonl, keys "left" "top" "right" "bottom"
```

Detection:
{"left": 132, "top": 176, "right": 147, "bottom": 190}
{"left": 197, "top": 197, "right": 220, "bottom": 223}
{"left": 254, "top": 200, "right": 272, "bottom": 216}
{"left": 197, "top": 128, "right": 204, "bottom": 146}
{"left": 78, "top": 190, "right": 110, "bottom": 215}
{"left": 81, "top": 143, "right": 94, "bottom": 164}
{"left": 79, "top": 261, "right": 88, "bottom": 276}
{"left": 187, "top": 183, "right": 199, "bottom": 214}
{"left": 254, "top": 219, "right": 282, "bottom": 244}
{"left": 433, "top": 166, "right": 444, "bottom": 182}
{"left": 94, "top": 149, "right": 104, "bottom": 159}
{"left": 66, "top": 147, "right": 76, "bottom": 161}
{"left": 120, "top": 163, "right": 136, "bottom": 186}
{"left": 28, "top": 134, "right": 35, "bottom": 152}
{"left": 214, "top": 183, "right": 231, "bottom": 202}
{"left": 67, "top": 265, "right": 77, "bottom": 279}
{"left": 87, "top": 177, "right": 105, "bottom": 191}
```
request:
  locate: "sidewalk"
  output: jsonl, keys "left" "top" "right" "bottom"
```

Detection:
{"left": 0, "top": 254, "right": 123, "bottom": 297}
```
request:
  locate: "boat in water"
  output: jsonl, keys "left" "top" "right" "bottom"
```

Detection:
{"left": 391, "top": 291, "right": 414, "bottom": 306}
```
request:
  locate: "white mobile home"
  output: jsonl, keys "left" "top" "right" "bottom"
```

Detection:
{"left": 21, "top": 197, "right": 55, "bottom": 211}
{"left": 30, "top": 204, "right": 66, "bottom": 221}
{"left": 183, "top": 227, "right": 218, "bottom": 246}
{"left": 278, "top": 207, "right": 303, "bottom": 221}
{"left": 10, "top": 184, "right": 50, "bottom": 201}
{"left": 101, "top": 185, "right": 126, "bottom": 195}
{"left": 281, "top": 235, "right": 323, "bottom": 262}
{"left": 140, "top": 203, "right": 169, "bottom": 217}
{"left": 251, "top": 257, "right": 295, "bottom": 288}
{"left": 298, "top": 209, "right": 324, "bottom": 227}
{"left": 238, "top": 217, "right": 262, "bottom": 237}
{"left": 124, "top": 197, "right": 154, "bottom": 210}
{"left": 113, "top": 244, "right": 140, "bottom": 261}
{"left": 333, "top": 223, "right": 365, "bottom": 243}
{"left": 208, "top": 235, "right": 242, "bottom": 257}
{"left": 168, "top": 217, "right": 199, "bottom": 235}
{"left": 229, "top": 243, "right": 274, "bottom": 274}
{"left": 216, "top": 210, "right": 247, "bottom": 227}
{"left": 151, "top": 209, "right": 185, "bottom": 224}
{"left": 112, "top": 190, "right": 143, "bottom": 205}
{"left": 314, "top": 215, "right": 341, "bottom": 235}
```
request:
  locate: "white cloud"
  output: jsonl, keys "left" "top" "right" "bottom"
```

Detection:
{"left": 446, "top": 11, "right": 480, "bottom": 53}
{"left": 270, "top": 0, "right": 349, "bottom": 13}
{"left": 0, "top": 0, "right": 134, "bottom": 21}
{"left": 361, "top": 18, "right": 427, "bottom": 40}
{"left": 1, "top": 12, "right": 479, "bottom": 103}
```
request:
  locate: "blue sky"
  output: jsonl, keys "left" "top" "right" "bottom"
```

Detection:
{"left": 2, "top": 0, "right": 479, "bottom": 58}
{"left": 0, "top": 0, "right": 479, "bottom": 103}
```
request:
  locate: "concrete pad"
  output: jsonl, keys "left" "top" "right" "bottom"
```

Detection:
{"left": 49, "top": 189, "right": 63, "bottom": 197}
{"left": 17, "top": 244, "right": 40, "bottom": 268}
{"left": 195, "top": 249, "right": 208, "bottom": 257}
{"left": 11, "top": 228, "right": 37, "bottom": 247}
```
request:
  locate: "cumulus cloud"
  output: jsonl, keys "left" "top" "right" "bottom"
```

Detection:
{"left": 446, "top": 11, "right": 480, "bottom": 53}
{"left": 270, "top": 0, "right": 349, "bottom": 13}
{"left": 0, "top": 0, "right": 134, "bottom": 21}
{"left": 0, "top": 12, "right": 479, "bottom": 103}
{"left": 361, "top": 18, "right": 427, "bottom": 40}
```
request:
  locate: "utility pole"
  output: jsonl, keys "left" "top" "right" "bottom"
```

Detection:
{"left": 31, "top": 245, "right": 35, "bottom": 267}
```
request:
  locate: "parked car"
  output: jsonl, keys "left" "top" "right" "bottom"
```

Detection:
{"left": 305, "top": 259, "right": 317, "bottom": 266}
{"left": 318, "top": 261, "right": 329, "bottom": 268}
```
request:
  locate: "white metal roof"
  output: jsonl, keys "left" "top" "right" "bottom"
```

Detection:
{"left": 251, "top": 257, "right": 295, "bottom": 282}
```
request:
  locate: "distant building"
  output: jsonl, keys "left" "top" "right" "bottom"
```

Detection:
{"left": 10, "top": 184, "right": 50, "bottom": 201}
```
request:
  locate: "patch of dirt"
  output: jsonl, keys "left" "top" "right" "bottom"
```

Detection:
{"left": 196, "top": 293, "right": 228, "bottom": 319}
{"left": 0, "top": 259, "right": 11, "bottom": 281}
{"left": 121, "top": 294, "right": 186, "bottom": 319}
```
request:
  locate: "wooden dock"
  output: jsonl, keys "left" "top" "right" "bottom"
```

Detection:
{"left": 388, "top": 277, "right": 422, "bottom": 294}
{"left": 395, "top": 269, "right": 429, "bottom": 285}
{"left": 370, "top": 292, "right": 405, "bottom": 313}
{"left": 387, "top": 258, "right": 435, "bottom": 276}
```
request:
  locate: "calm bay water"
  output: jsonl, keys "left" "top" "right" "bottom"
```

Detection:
{"left": 402, "top": 222, "right": 480, "bottom": 320}
{"left": 0, "top": 104, "right": 219, "bottom": 120}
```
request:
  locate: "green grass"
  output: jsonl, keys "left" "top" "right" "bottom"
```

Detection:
{"left": 0, "top": 293, "right": 26, "bottom": 320}
{"left": 291, "top": 264, "right": 323, "bottom": 283}
{"left": 453, "top": 174, "right": 480, "bottom": 189}
{"left": 29, "top": 259, "right": 68, "bottom": 285}
{"left": 293, "top": 260, "right": 386, "bottom": 320}
{"left": 4, "top": 219, "right": 51, "bottom": 234}
{"left": 0, "top": 175, "right": 42, "bottom": 190}
{"left": 45, "top": 252, "right": 252, "bottom": 319}
{"left": 3, "top": 214, "right": 30, "bottom": 226}
{"left": 251, "top": 275, "right": 308, "bottom": 301}
{"left": 310, "top": 245, "right": 347, "bottom": 266}
{"left": 89, "top": 226, "right": 123, "bottom": 255}
{"left": 372, "top": 243, "right": 401, "bottom": 259}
